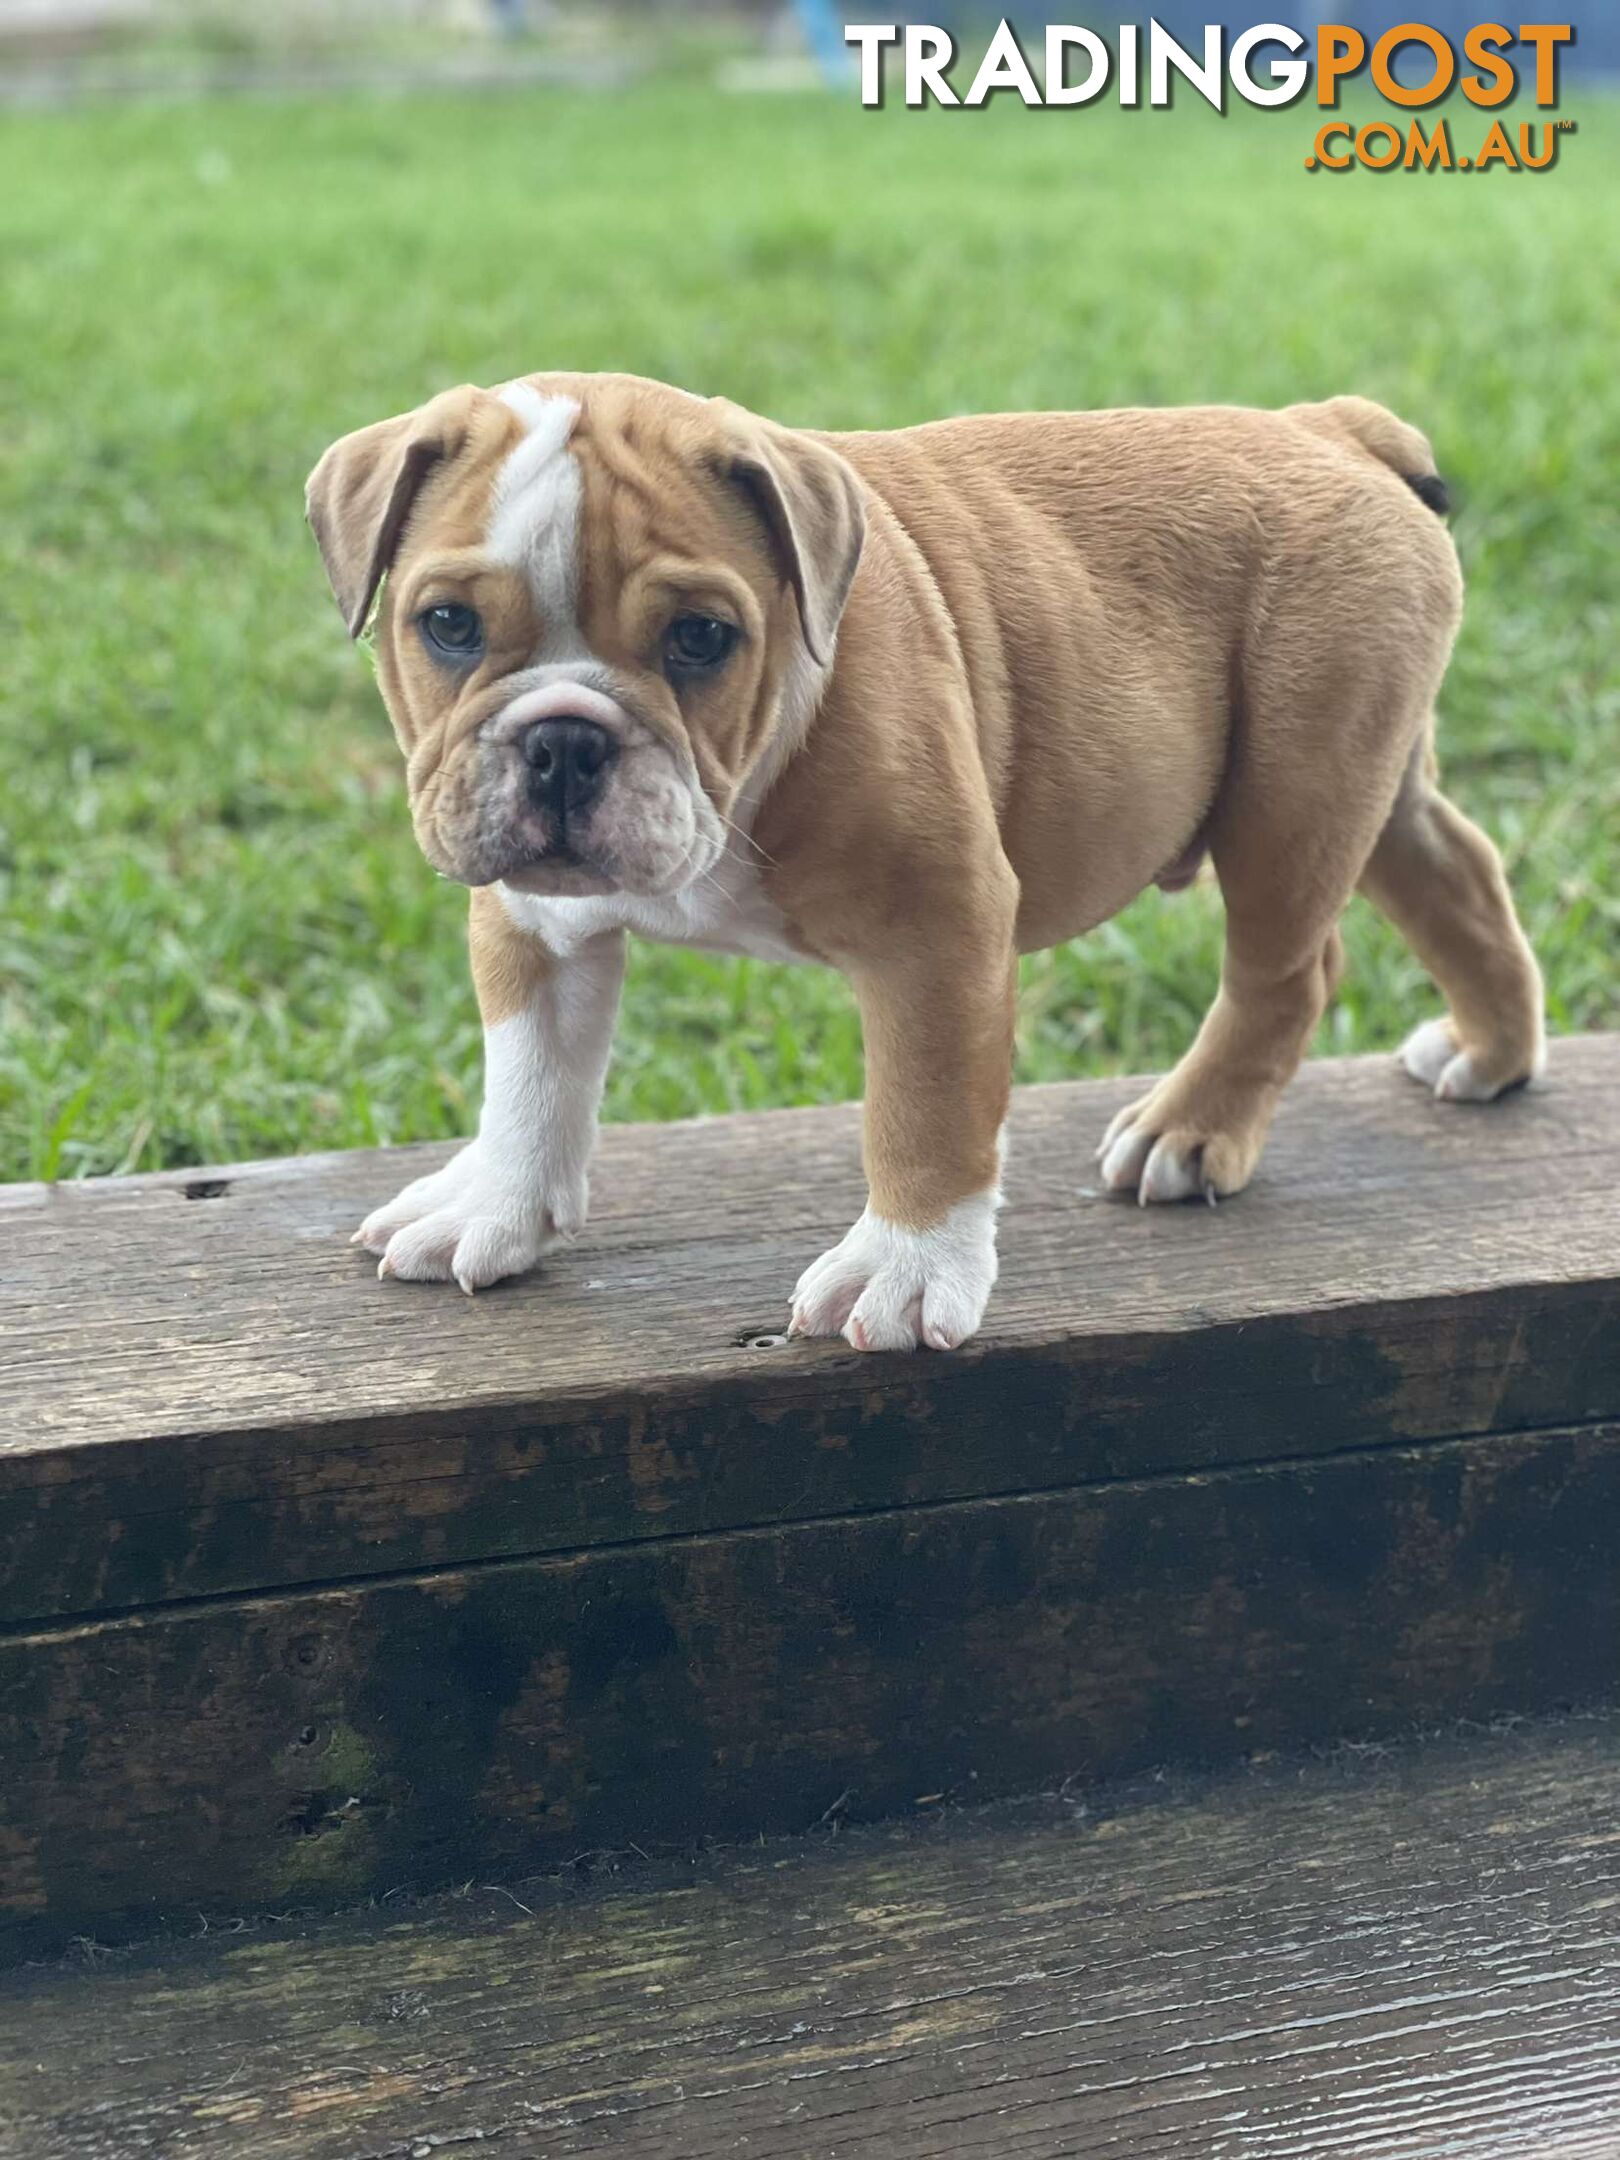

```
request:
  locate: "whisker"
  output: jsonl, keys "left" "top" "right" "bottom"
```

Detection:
{"left": 716, "top": 809, "right": 776, "bottom": 868}
{"left": 688, "top": 860, "right": 732, "bottom": 902}
{"left": 671, "top": 830, "right": 728, "bottom": 902}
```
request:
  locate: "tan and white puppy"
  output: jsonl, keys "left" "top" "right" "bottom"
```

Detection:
{"left": 307, "top": 374, "right": 1544, "bottom": 1351}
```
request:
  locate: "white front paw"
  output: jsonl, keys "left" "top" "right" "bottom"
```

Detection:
{"left": 353, "top": 1142, "right": 582, "bottom": 1294}
{"left": 789, "top": 1194, "right": 999, "bottom": 1353}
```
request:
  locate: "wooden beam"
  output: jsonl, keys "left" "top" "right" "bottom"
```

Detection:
{"left": 1, "top": 1041, "right": 1617, "bottom": 1948}
{"left": 3, "top": 1040, "right": 1617, "bottom": 1624}
{"left": 3, "top": 1712, "right": 1618, "bottom": 2157}
{"left": 4, "top": 1413, "right": 1619, "bottom": 1947}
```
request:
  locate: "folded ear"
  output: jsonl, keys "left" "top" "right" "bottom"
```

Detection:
{"left": 717, "top": 408, "right": 866, "bottom": 667}
{"left": 305, "top": 384, "right": 486, "bottom": 637}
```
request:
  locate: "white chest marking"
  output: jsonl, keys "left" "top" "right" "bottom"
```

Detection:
{"left": 489, "top": 386, "right": 587, "bottom": 662}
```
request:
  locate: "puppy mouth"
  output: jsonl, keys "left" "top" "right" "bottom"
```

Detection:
{"left": 454, "top": 745, "right": 625, "bottom": 893}
{"left": 498, "top": 836, "right": 622, "bottom": 897}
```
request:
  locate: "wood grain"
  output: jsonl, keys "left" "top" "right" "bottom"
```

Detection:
{"left": 4, "top": 1039, "right": 1617, "bottom": 1624}
{"left": 4, "top": 1712, "right": 1618, "bottom": 2159}
{"left": 4, "top": 1416, "right": 1617, "bottom": 1951}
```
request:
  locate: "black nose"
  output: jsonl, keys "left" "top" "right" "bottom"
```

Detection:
{"left": 520, "top": 717, "right": 616, "bottom": 823}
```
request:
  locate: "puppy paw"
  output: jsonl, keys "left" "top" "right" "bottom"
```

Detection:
{"left": 1097, "top": 1095, "right": 1258, "bottom": 1206}
{"left": 1397, "top": 1017, "right": 1547, "bottom": 1103}
{"left": 352, "top": 1143, "right": 582, "bottom": 1293}
{"left": 788, "top": 1195, "right": 999, "bottom": 1352}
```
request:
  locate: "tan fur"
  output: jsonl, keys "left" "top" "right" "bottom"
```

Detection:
{"left": 566, "top": 380, "right": 811, "bottom": 810}
{"left": 306, "top": 385, "right": 506, "bottom": 637}
{"left": 310, "top": 375, "right": 1543, "bottom": 1252}
{"left": 468, "top": 885, "right": 551, "bottom": 1027}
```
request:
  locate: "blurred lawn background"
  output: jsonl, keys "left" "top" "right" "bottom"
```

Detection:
{"left": 1, "top": 19, "right": 1616, "bottom": 1180}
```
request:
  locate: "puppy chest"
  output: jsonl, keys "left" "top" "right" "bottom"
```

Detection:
{"left": 506, "top": 855, "right": 811, "bottom": 967}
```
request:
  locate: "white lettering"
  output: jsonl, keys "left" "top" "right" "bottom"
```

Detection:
{"left": 1045, "top": 25, "right": 1110, "bottom": 106}
{"left": 965, "top": 18, "right": 1042, "bottom": 106}
{"left": 845, "top": 23, "right": 897, "bottom": 106}
{"left": 906, "top": 24, "right": 958, "bottom": 106}
{"left": 1149, "top": 18, "right": 1223, "bottom": 109}
{"left": 1230, "top": 23, "right": 1308, "bottom": 106}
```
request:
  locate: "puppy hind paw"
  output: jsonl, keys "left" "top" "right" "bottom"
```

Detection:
{"left": 1398, "top": 1017, "right": 1547, "bottom": 1103}
{"left": 1397, "top": 1017, "right": 1459, "bottom": 1091}
{"left": 1137, "top": 1134, "right": 1210, "bottom": 1206}
{"left": 1097, "top": 1112, "right": 1155, "bottom": 1196}
{"left": 1098, "top": 1100, "right": 1255, "bottom": 1205}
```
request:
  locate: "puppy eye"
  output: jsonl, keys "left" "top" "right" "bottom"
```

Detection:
{"left": 419, "top": 603, "right": 485, "bottom": 659}
{"left": 665, "top": 614, "right": 737, "bottom": 673}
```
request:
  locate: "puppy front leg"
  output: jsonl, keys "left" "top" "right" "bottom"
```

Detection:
{"left": 356, "top": 889, "right": 625, "bottom": 1292}
{"left": 792, "top": 933, "right": 1016, "bottom": 1353}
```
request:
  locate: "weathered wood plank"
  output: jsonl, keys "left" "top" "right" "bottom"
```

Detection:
{"left": 3, "top": 1417, "right": 1617, "bottom": 1950}
{"left": 4, "top": 1712, "right": 1618, "bottom": 2158}
{"left": 3, "top": 1039, "right": 1617, "bottom": 1623}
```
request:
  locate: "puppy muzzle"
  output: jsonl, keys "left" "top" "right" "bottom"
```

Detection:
{"left": 499, "top": 683, "right": 626, "bottom": 840}
{"left": 424, "top": 672, "right": 722, "bottom": 900}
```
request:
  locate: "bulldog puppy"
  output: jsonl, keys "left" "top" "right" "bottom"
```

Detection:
{"left": 307, "top": 376, "right": 1544, "bottom": 1351}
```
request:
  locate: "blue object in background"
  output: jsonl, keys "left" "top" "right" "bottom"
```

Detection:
{"left": 795, "top": 0, "right": 856, "bottom": 83}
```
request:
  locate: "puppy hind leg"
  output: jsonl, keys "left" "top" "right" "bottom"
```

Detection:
{"left": 1100, "top": 725, "right": 1403, "bottom": 1205}
{"left": 1358, "top": 764, "right": 1545, "bottom": 1101}
{"left": 1099, "top": 895, "right": 1348, "bottom": 1204}
{"left": 1101, "top": 490, "right": 1466, "bottom": 1198}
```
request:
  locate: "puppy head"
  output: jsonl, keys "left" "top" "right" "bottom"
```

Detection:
{"left": 306, "top": 373, "right": 864, "bottom": 897}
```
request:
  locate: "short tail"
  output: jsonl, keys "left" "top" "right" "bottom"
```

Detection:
{"left": 1401, "top": 470, "right": 1452, "bottom": 518}
{"left": 1288, "top": 394, "right": 1451, "bottom": 517}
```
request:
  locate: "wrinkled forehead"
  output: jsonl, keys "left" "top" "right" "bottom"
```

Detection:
{"left": 398, "top": 376, "right": 767, "bottom": 644}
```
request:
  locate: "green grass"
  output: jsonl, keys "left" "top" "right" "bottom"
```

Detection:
{"left": 2, "top": 84, "right": 1616, "bottom": 1180}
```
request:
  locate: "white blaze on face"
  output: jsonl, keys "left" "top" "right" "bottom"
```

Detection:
{"left": 489, "top": 385, "right": 586, "bottom": 663}
{"left": 481, "top": 381, "right": 726, "bottom": 901}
